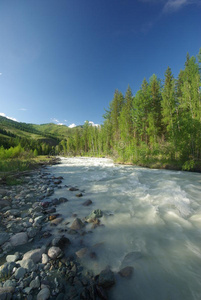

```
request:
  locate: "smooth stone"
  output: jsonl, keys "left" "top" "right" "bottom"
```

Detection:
{"left": 47, "top": 247, "right": 62, "bottom": 260}
{"left": 10, "top": 232, "right": 28, "bottom": 246}
{"left": 34, "top": 216, "right": 45, "bottom": 225}
{"left": 30, "top": 276, "right": 40, "bottom": 289}
{"left": 37, "top": 287, "right": 50, "bottom": 300}
{"left": 98, "top": 268, "right": 115, "bottom": 288}
{"left": 0, "top": 233, "right": 10, "bottom": 246}
{"left": 23, "top": 287, "right": 32, "bottom": 294}
{"left": 58, "top": 197, "right": 68, "bottom": 203}
{"left": 41, "top": 254, "right": 49, "bottom": 264}
{"left": 76, "top": 193, "right": 83, "bottom": 197}
{"left": 15, "top": 267, "right": 26, "bottom": 280}
{"left": 27, "top": 227, "right": 37, "bottom": 238}
{"left": 3, "top": 280, "right": 16, "bottom": 288}
{"left": 23, "top": 248, "right": 45, "bottom": 263}
{"left": 118, "top": 266, "right": 134, "bottom": 278}
{"left": 6, "top": 253, "right": 20, "bottom": 263}
{"left": 18, "top": 259, "right": 36, "bottom": 272}
{"left": 70, "top": 218, "right": 85, "bottom": 230}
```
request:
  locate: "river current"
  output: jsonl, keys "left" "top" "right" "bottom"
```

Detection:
{"left": 49, "top": 157, "right": 201, "bottom": 300}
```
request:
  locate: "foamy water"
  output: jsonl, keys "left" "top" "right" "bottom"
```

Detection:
{"left": 50, "top": 157, "right": 201, "bottom": 300}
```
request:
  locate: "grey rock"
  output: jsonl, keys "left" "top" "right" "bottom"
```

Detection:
{"left": 0, "top": 233, "right": 10, "bottom": 246}
{"left": 85, "top": 209, "right": 103, "bottom": 222}
{"left": 0, "top": 286, "right": 15, "bottom": 300}
{"left": 47, "top": 247, "right": 62, "bottom": 260}
{"left": 6, "top": 253, "right": 20, "bottom": 263}
{"left": 15, "top": 267, "right": 26, "bottom": 280}
{"left": 51, "top": 236, "right": 70, "bottom": 249}
{"left": 27, "top": 227, "right": 37, "bottom": 238}
{"left": 34, "top": 216, "right": 45, "bottom": 225}
{"left": 37, "top": 287, "right": 50, "bottom": 300}
{"left": 18, "top": 259, "right": 36, "bottom": 273}
{"left": 70, "top": 218, "right": 85, "bottom": 230}
{"left": 3, "top": 280, "right": 16, "bottom": 288}
{"left": 98, "top": 268, "right": 115, "bottom": 288}
{"left": 30, "top": 276, "right": 40, "bottom": 289}
{"left": 0, "top": 262, "right": 16, "bottom": 281}
{"left": 1, "top": 242, "right": 13, "bottom": 253}
{"left": 23, "top": 287, "right": 32, "bottom": 294}
{"left": 10, "top": 232, "right": 28, "bottom": 246}
{"left": 23, "top": 248, "right": 45, "bottom": 263}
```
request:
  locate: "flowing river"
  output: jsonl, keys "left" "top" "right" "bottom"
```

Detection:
{"left": 49, "top": 157, "right": 201, "bottom": 300}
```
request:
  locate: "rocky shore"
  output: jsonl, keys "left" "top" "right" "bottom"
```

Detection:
{"left": 0, "top": 162, "right": 133, "bottom": 300}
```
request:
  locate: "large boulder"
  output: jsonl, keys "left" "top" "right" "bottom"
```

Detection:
{"left": 23, "top": 248, "right": 45, "bottom": 263}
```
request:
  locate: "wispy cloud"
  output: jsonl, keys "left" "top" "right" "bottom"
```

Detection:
{"left": 19, "top": 108, "right": 27, "bottom": 111}
{"left": 68, "top": 123, "right": 76, "bottom": 128}
{"left": 0, "top": 73, "right": 2, "bottom": 76}
{"left": 51, "top": 118, "right": 66, "bottom": 126}
{"left": 139, "top": 0, "right": 201, "bottom": 13}
{"left": 0, "top": 112, "right": 18, "bottom": 122}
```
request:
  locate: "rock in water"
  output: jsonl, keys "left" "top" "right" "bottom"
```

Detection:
{"left": 98, "top": 268, "right": 115, "bottom": 288}
{"left": 70, "top": 218, "right": 85, "bottom": 230}
{"left": 118, "top": 266, "right": 134, "bottom": 278}
{"left": 85, "top": 209, "right": 103, "bottom": 222}
{"left": 82, "top": 200, "right": 92, "bottom": 206}
{"left": 48, "top": 247, "right": 62, "bottom": 259}
{"left": 75, "top": 248, "right": 88, "bottom": 259}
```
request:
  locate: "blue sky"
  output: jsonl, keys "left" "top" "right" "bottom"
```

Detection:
{"left": 0, "top": 0, "right": 200, "bottom": 126}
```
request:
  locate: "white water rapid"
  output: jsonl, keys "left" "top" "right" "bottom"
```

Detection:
{"left": 49, "top": 157, "right": 201, "bottom": 300}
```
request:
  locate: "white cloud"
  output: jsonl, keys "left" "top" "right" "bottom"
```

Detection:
{"left": 0, "top": 112, "right": 18, "bottom": 122}
{"left": 88, "top": 121, "right": 100, "bottom": 127}
{"left": 68, "top": 123, "right": 76, "bottom": 128}
{"left": 163, "top": 0, "right": 200, "bottom": 12}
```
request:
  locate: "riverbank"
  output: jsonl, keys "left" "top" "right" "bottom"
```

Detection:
{"left": 0, "top": 159, "right": 131, "bottom": 299}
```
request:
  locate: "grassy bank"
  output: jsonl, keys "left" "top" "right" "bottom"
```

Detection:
{"left": 0, "top": 156, "right": 60, "bottom": 185}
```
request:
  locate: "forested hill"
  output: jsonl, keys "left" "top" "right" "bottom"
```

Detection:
{"left": 1, "top": 50, "right": 201, "bottom": 171}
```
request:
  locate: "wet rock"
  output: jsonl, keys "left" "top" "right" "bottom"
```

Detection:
{"left": 96, "top": 285, "right": 108, "bottom": 300}
{"left": 118, "top": 266, "right": 134, "bottom": 278}
{"left": 82, "top": 200, "right": 92, "bottom": 206}
{"left": 98, "top": 268, "right": 115, "bottom": 288}
{"left": 1, "top": 242, "right": 13, "bottom": 253}
{"left": 85, "top": 209, "right": 103, "bottom": 222}
{"left": 48, "top": 247, "right": 62, "bottom": 260}
{"left": 54, "top": 180, "right": 62, "bottom": 185}
{"left": 48, "top": 214, "right": 60, "bottom": 221}
{"left": 70, "top": 218, "right": 85, "bottom": 230}
{"left": 15, "top": 267, "right": 26, "bottom": 280}
{"left": 41, "top": 202, "right": 50, "bottom": 209}
{"left": 34, "top": 215, "right": 45, "bottom": 225}
{"left": 58, "top": 197, "right": 68, "bottom": 203}
{"left": 52, "top": 236, "right": 70, "bottom": 249}
{"left": 37, "top": 287, "right": 50, "bottom": 300}
{"left": 0, "top": 286, "right": 15, "bottom": 300}
{"left": 50, "top": 217, "right": 64, "bottom": 226}
{"left": 23, "top": 248, "right": 45, "bottom": 263}
{"left": 0, "top": 233, "right": 10, "bottom": 246}
{"left": 3, "top": 279, "right": 16, "bottom": 288}
{"left": 69, "top": 187, "right": 79, "bottom": 191}
{"left": 76, "top": 193, "right": 83, "bottom": 197}
{"left": 75, "top": 248, "right": 88, "bottom": 259}
{"left": 10, "top": 232, "right": 28, "bottom": 247}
